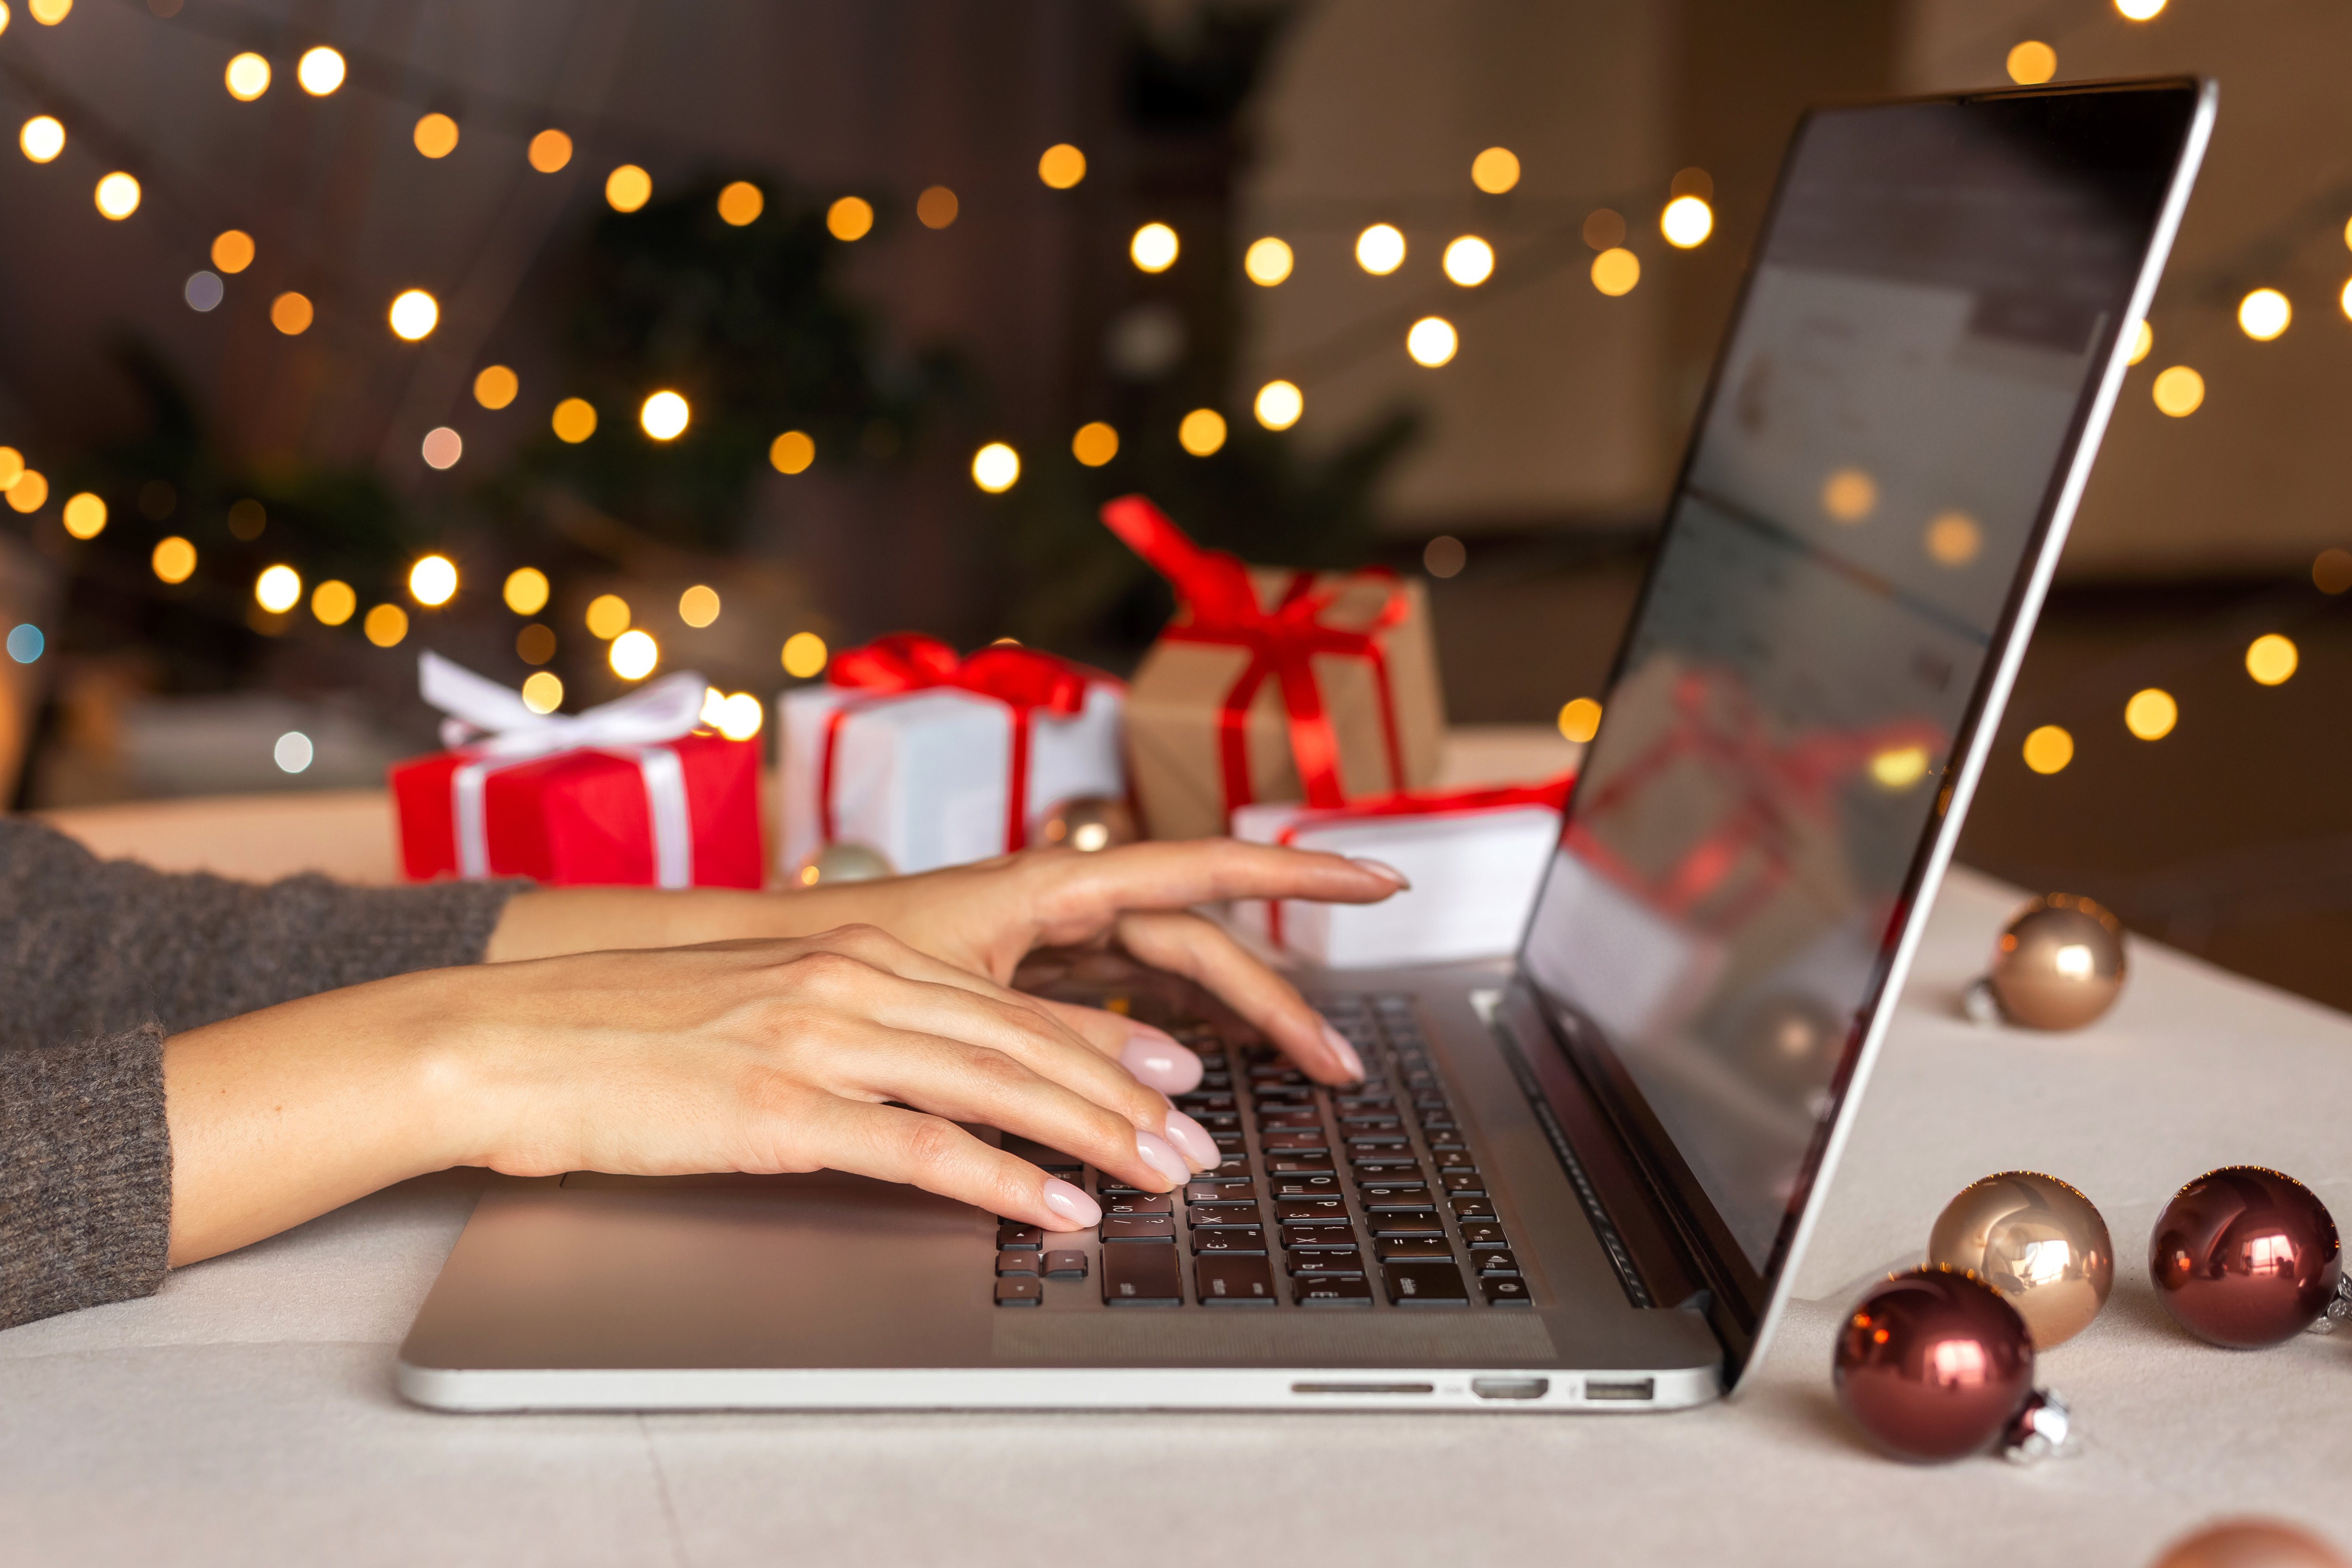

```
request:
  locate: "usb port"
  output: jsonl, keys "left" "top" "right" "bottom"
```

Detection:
{"left": 1583, "top": 1378, "right": 1654, "bottom": 1402}
{"left": 1470, "top": 1377, "right": 1549, "bottom": 1400}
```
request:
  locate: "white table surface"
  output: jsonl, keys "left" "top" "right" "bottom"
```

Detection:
{"left": 7, "top": 866, "right": 2351, "bottom": 1565}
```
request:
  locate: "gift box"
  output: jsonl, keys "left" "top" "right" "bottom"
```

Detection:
{"left": 777, "top": 634, "right": 1124, "bottom": 877}
{"left": 391, "top": 652, "right": 763, "bottom": 888}
{"left": 1230, "top": 778, "right": 1572, "bottom": 968}
{"left": 1102, "top": 495, "right": 1445, "bottom": 841}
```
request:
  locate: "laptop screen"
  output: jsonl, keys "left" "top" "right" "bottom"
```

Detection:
{"left": 1520, "top": 86, "right": 2203, "bottom": 1301}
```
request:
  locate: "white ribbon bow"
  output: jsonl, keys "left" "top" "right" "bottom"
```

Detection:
{"left": 419, "top": 651, "right": 710, "bottom": 886}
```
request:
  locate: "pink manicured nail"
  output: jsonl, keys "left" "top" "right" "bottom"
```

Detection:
{"left": 1162, "top": 1108, "right": 1220, "bottom": 1171}
{"left": 1120, "top": 1029, "right": 1204, "bottom": 1094}
{"left": 1351, "top": 857, "right": 1412, "bottom": 890}
{"left": 1041, "top": 1177, "right": 1101, "bottom": 1230}
{"left": 1134, "top": 1130, "right": 1190, "bottom": 1188}
{"left": 1321, "top": 1021, "right": 1367, "bottom": 1083}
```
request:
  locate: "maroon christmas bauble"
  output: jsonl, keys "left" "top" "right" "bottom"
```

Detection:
{"left": 2149, "top": 1167, "right": 2341, "bottom": 1349}
{"left": 1833, "top": 1266, "right": 2036, "bottom": 1462}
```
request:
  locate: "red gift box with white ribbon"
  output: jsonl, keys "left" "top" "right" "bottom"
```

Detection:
{"left": 391, "top": 653, "right": 763, "bottom": 888}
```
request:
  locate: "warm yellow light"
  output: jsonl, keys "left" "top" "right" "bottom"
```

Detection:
{"left": 2022, "top": 724, "right": 2073, "bottom": 774}
{"left": 1442, "top": 236, "right": 1494, "bottom": 287}
{"left": 515, "top": 624, "right": 556, "bottom": 664}
{"left": 473, "top": 364, "right": 518, "bottom": 410}
{"left": 1869, "top": 745, "right": 1930, "bottom": 790}
{"left": 1661, "top": 196, "right": 1713, "bottom": 248}
{"left": 61, "top": 492, "right": 106, "bottom": 539}
{"left": 311, "top": 579, "right": 355, "bottom": 626}
{"left": 585, "top": 593, "right": 631, "bottom": 640}
{"left": 224, "top": 52, "right": 272, "bottom": 101}
{"left": 411, "top": 425, "right": 458, "bottom": 468}
{"left": 827, "top": 196, "right": 874, "bottom": 241}
{"left": 413, "top": 112, "right": 459, "bottom": 159}
{"left": 503, "top": 567, "right": 550, "bottom": 616}
{"left": 3, "top": 469, "right": 45, "bottom": 513}
{"left": 679, "top": 584, "right": 721, "bottom": 627}
{"left": 1038, "top": 143, "right": 1086, "bottom": 189}
{"left": 640, "top": 390, "right": 690, "bottom": 440}
{"left": 20, "top": 115, "right": 64, "bottom": 163}
{"left": 2116, "top": 0, "right": 2164, "bottom": 17}
{"left": 2006, "top": 41, "right": 2057, "bottom": 85}
{"left": 971, "top": 441, "right": 1021, "bottom": 493}
{"left": 2124, "top": 687, "right": 2177, "bottom": 740}
{"left": 270, "top": 291, "right": 314, "bottom": 335}
{"left": 1131, "top": 222, "right": 1178, "bottom": 272}
{"left": 2128, "top": 320, "right": 2152, "bottom": 365}
{"left": 1354, "top": 224, "right": 1405, "bottom": 276}
{"left": 1244, "top": 237, "right": 1293, "bottom": 287}
{"left": 1822, "top": 467, "right": 1877, "bottom": 523}
{"left": 363, "top": 603, "right": 408, "bottom": 647}
{"left": 255, "top": 564, "right": 302, "bottom": 613}
{"left": 2152, "top": 364, "right": 2204, "bottom": 416}
{"left": 388, "top": 288, "right": 439, "bottom": 341}
{"left": 527, "top": 129, "right": 572, "bottom": 173}
{"left": 609, "top": 628, "right": 658, "bottom": 680}
{"left": 715, "top": 693, "right": 763, "bottom": 741}
{"left": 717, "top": 181, "right": 764, "bottom": 227}
{"left": 1590, "top": 247, "right": 1640, "bottom": 296}
{"left": 2245, "top": 633, "right": 2298, "bottom": 686}
{"left": 212, "top": 229, "right": 255, "bottom": 273}
{"left": 1178, "top": 408, "right": 1227, "bottom": 457}
{"left": 1925, "top": 511, "right": 1981, "bottom": 566}
{"left": 1254, "top": 380, "right": 1303, "bottom": 431}
{"left": 94, "top": 172, "right": 140, "bottom": 219}
{"left": 770, "top": 430, "right": 815, "bottom": 474}
{"left": 1406, "top": 317, "right": 1458, "bottom": 368}
{"left": 916, "top": 185, "right": 958, "bottom": 229}
{"left": 407, "top": 555, "right": 458, "bottom": 606}
{"left": 152, "top": 535, "right": 197, "bottom": 584}
{"left": 2237, "top": 288, "right": 2290, "bottom": 341}
{"left": 29, "top": 0, "right": 69, "bottom": 22}
{"left": 1072, "top": 421, "right": 1119, "bottom": 467}
{"left": 1470, "top": 147, "right": 1521, "bottom": 195}
{"left": 605, "top": 164, "right": 652, "bottom": 213}
{"left": 296, "top": 46, "right": 345, "bottom": 96}
{"left": 782, "top": 630, "right": 829, "bottom": 678}
{"left": 1557, "top": 697, "right": 1602, "bottom": 744}
{"left": 521, "top": 671, "right": 564, "bottom": 715}
{"left": 2341, "top": 278, "right": 2352, "bottom": 322}
{"left": 0, "top": 447, "right": 21, "bottom": 490}
{"left": 551, "top": 397, "right": 597, "bottom": 443}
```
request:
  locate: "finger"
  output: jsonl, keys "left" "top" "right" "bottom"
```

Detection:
{"left": 1026, "top": 840, "right": 1407, "bottom": 949}
{"left": 1112, "top": 910, "right": 1364, "bottom": 1085}
{"left": 814, "top": 1100, "right": 1103, "bottom": 1232}
{"left": 1032, "top": 999, "right": 1206, "bottom": 1096}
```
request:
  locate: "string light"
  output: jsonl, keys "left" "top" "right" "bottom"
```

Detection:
{"left": 0, "top": 447, "right": 21, "bottom": 490}
{"left": 827, "top": 196, "right": 874, "bottom": 240}
{"left": 2124, "top": 688, "right": 2177, "bottom": 740}
{"left": 679, "top": 584, "right": 720, "bottom": 627}
{"left": 388, "top": 288, "right": 439, "bottom": 340}
{"left": 715, "top": 693, "right": 763, "bottom": 742}
{"left": 971, "top": 441, "right": 1021, "bottom": 492}
{"left": 2341, "top": 278, "right": 2352, "bottom": 322}
{"left": 408, "top": 555, "right": 458, "bottom": 606}
{"left": 184, "top": 271, "right": 224, "bottom": 311}
{"left": 1925, "top": 511, "right": 1982, "bottom": 566}
{"left": 1244, "top": 237, "right": 1293, "bottom": 286}
{"left": 2152, "top": 365, "right": 2204, "bottom": 416}
{"left": 717, "top": 181, "right": 763, "bottom": 226}
{"left": 551, "top": 398, "right": 597, "bottom": 443}
{"left": 1130, "top": 222, "right": 1178, "bottom": 272}
{"left": 2128, "top": 320, "right": 2152, "bottom": 364}
{"left": 152, "top": 536, "right": 197, "bottom": 584}
{"left": 1037, "top": 144, "right": 1086, "bottom": 189}
{"left": 1071, "top": 421, "right": 1118, "bottom": 467}
{"left": 1442, "top": 236, "right": 1493, "bottom": 287}
{"left": 585, "top": 594, "right": 631, "bottom": 639}
{"left": 94, "top": 173, "right": 140, "bottom": 219}
{"left": 515, "top": 624, "right": 556, "bottom": 663}
{"left": 1355, "top": 224, "right": 1405, "bottom": 275}
{"left": 1822, "top": 467, "right": 1878, "bottom": 522}
{"left": 271, "top": 292, "right": 314, "bottom": 335}
{"left": 212, "top": 230, "right": 255, "bottom": 272}
{"left": 255, "top": 565, "right": 302, "bottom": 613}
{"left": 527, "top": 130, "right": 571, "bottom": 173}
{"left": 1424, "top": 536, "right": 1466, "bottom": 578}
{"left": 1661, "top": 196, "right": 1713, "bottom": 248}
{"left": 297, "top": 47, "right": 345, "bottom": 95}
{"left": 413, "top": 113, "right": 459, "bottom": 159}
{"left": 2116, "top": 0, "right": 2164, "bottom": 17}
{"left": 29, "top": 0, "right": 69, "bottom": 24}
{"left": 1406, "top": 317, "right": 1458, "bottom": 367}
{"left": 6, "top": 624, "right": 43, "bottom": 664}
{"left": 640, "top": 390, "right": 690, "bottom": 440}
{"left": 609, "top": 628, "right": 659, "bottom": 680}
{"left": 2314, "top": 547, "right": 2352, "bottom": 595}
{"left": 1870, "top": 746, "right": 1930, "bottom": 790}
{"left": 1470, "top": 147, "right": 1520, "bottom": 194}
{"left": 2245, "top": 633, "right": 2298, "bottom": 686}
{"left": 2006, "top": 41, "right": 2057, "bottom": 85}
{"left": 61, "top": 492, "right": 106, "bottom": 539}
{"left": 3, "top": 469, "right": 44, "bottom": 513}
{"left": 420, "top": 427, "right": 462, "bottom": 469}
{"left": 606, "top": 165, "right": 651, "bottom": 212}
{"left": 1178, "top": 408, "right": 1227, "bottom": 456}
{"left": 503, "top": 567, "right": 550, "bottom": 615}
{"left": 224, "top": 53, "right": 271, "bottom": 101}
{"left": 520, "top": 671, "right": 563, "bottom": 714}
{"left": 770, "top": 430, "right": 815, "bottom": 473}
{"left": 2022, "top": 725, "right": 2073, "bottom": 774}
{"left": 1583, "top": 209, "right": 1626, "bottom": 249}
{"left": 20, "top": 115, "right": 64, "bottom": 162}
{"left": 1590, "top": 247, "right": 1640, "bottom": 296}
{"left": 1254, "top": 380, "right": 1303, "bottom": 431}
{"left": 274, "top": 732, "right": 314, "bottom": 774}
{"left": 1557, "top": 698, "right": 1601, "bottom": 743}
{"left": 916, "top": 185, "right": 958, "bottom": 229}
{"left": 363, "top": 603, "right": 407, "bottom": 647}
{"left": 2237, "top": 288, "right": 2290, "bottom": 340}
{"left": 311, "top": 580, "right": 356, "bottom": 626}
{"left": 782, "top": 631, "right": 829, "bottom": 678}
{"left": 474, "top": 365, "right": 518, "bottom": 409}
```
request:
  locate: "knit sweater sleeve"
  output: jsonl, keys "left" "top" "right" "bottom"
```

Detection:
{"left": 0, "top": 816, "right": 523, "bottom": 1330}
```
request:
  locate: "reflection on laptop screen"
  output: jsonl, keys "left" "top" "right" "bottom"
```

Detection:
{"left": 1521, "top": 89, "right": 2198, "bottom": 1279}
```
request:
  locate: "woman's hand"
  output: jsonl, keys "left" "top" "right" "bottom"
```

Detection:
{"left": 487, "top": 841, "right": 1408, "bottom": 1086}
{"left": 162, "top": 925, "right": 1226, "bottom": 1269}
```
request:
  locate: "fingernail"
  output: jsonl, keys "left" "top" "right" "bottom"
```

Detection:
{"left": 1351, "top": 857, "right": 1412, "bottom": 890}
{"left": 1134, "top": 1130, "right": 1190, "bottom": 1189}
{"left": 1162, "top": 1108, "right": 1220, "bottom": 1171}
{"left": 1041, "top": 1176, "right": 1101, "bottom": 1230}
{"left": 1321, "top": 1021, "right": 1366, "bottom": 1083}
{"left": 1120, "top": 1028, "right": 1205, "bottom": 1094}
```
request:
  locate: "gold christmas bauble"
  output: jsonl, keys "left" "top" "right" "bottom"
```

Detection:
{"left": 1926, "top": 1170, "right": 2113, "bottom": 1348}
{"left": 1985, "top": 893, "right": 2126, "bottom": 1030}
{"left": 1039, "top": 795, "right": 1137, "bottom": 854}
{"left": 794, "top": 840, "right": 895, "bottom": 886}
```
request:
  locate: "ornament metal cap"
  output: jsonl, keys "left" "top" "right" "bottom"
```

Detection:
{"left": 2001, "top": 1388, "right": 2079, "bottom": 1464}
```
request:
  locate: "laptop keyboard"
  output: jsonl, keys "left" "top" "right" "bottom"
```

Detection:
{"left": 992, "top": 993, "right": 1530, "bottom": 1310}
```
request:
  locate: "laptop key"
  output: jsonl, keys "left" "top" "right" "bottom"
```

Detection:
{"left": 1385, "top": 1261, "right": 1470, "bottom": 1306}
{"left": 1473, "top": 1249, "right": 1520, "bottom": 1275}
{"left": 1451, "top": 1198, "right": 1498, "bottom": 1222}
{"left": 1043, "top": 1249, "right": 1090, "bottom": 1279}
{"left": 995, "top": 1278, "right": 1044, "bottom": 1307}
{"left": 1460, "top": 1222, "right": 1509, "bottom": 1249}
{"left": 1480, "top": 1274, "right": 1533, "bottom": 1307}
{"left": 1102, "top": 1193, "right": 1174, "bottom": 1217}
{"left": 997, "top": 1223, "right": 1043, "bottom": 1250}
{"left": 1257, "top": 1109, "right": 1322, "bottom": 1131}
{"left": 1286, "top": 1246, "right": 1366, "bottom": 1276}
{"left": 1187, "top": 1179, "right": 1254, "bottom": 1203}
{"left": 1102, "top": 1244, "right": 1183, "bottom": 1306}
{"left": 1275, "top": 1198, "right": 1350, "bottom": 1223}
{"left": 1362, "top": 1193, "right": 1438, "bottom": 1214}
{"left": 1346, "top": 1132, "right": 1409, "bottom": 1150}
{"left": 996, "top": 1249, "right": 1039, "bottom": 1276}
{"left": 1187, "top": 1202, "right": 1262, "bottom": 1228}
{"left": 1375, "top": 1236, "right": 1454, "bottom": 1261}
{"left": 1269, "top": 1173, "right": 1343, "bottom": 1200}
{"left": 1280, "top": 1222, "right": 1355, "bottom": 1249}
{"left": 1101, "top": 1214, "right": 1175, "bottom": 1243}
{"left": 1197, "top": 1255, "right": 1278, "bottom": 1306}
{"left": 1268, "top": 1156, "right": 1335, "bottom": 1176}
{"left": 1193, "top": 1226, "right": 1269, "bottom": 1256}
{"left": 1261, "top": 1130, "right": 1330, "bottom": 1152}
{"left": 1371, "top": 1213, "right": 1446, "bottom": 1238}
{"left": 1295, "top": 1275, "right": 1374, "bottom": 1308}
{"left": 1442, "top": 1172, "right": 1486, "bottom": 1196}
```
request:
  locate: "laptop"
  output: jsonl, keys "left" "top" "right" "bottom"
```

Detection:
{"left": 397, "top": 78, "right": 2213, "bottom": 1412}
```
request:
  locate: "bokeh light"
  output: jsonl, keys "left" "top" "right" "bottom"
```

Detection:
{"left": 782, "top": 630, "right": 829, "bottom": 678}
{"left": 152, "top": 535, "right": 197, "bottom": 584}
{"left": 605, "top": 164, "right": 652, "bottom": 212}
{"left": 1071, "top": 421, "right": 1118, "bottom": 467}
{"left": 29, "top": 0, "right": 70, "bottom": 24}
{"left": 6, "top": 624, "right": 44, "bottom": 665}
{"left": 408, "top": 554, "right": 458, "bottom": 606}
{"left": 413, "top": 112, "right": 459, "bottom": 159}
{"left": 388, "top": 288, "right": 439, "bottom": 340}
{"left": 420, "top": 427, "right": 462, "bottom": 469}
{"left": 20, "top": 115, "right": 64, "bottom": 162}
{"left": 971, "top": 441, "right": 1021, "bottom": 492}
{"left": 227, "top": 498, "right": 264, "bottom": 539}
{"left": 679, "top": 584, "right": 721, "bottom": 627}
{"left": 184, "top": 271, "right": 224, "bottom": 312}
{"left": 1869, "top": 746, "right": 1929, "bottom": 790}
{"left": 2152, "top": 364, "right": 2204, "bottom": 416}
{"left": 0, "top": 448, "right": 18, "bottom": 491}
{"left": 551, "top": 397, "right": 597, "bottom": 443}
{"left": 363, "top": 603, "right": 407, "bottom": 647}
{"left": 515, "top": 623, "right": 556, "bottom": 664}
{"left": 640, "top": 390, "right": 690, "bottom": 440}
{"left": 270, "top": 291, "right": 313, "bottom": 335}
{"left": 717, "top": 181, "right": 763, "bottom": 226}
{"left": 255, "top": 564, "right": 302, "bottom": 613}
{"left": 1354, "top": 223, "right": 1405, "bottom": 275}
{"left": 916, "top": 185, "right": 958, "bottom": 229}
{"left": 1037, "top": 143, "right": 1086, "bottom": 189}
{"left": 61, "top": 492, "right": 106, "bottom": 539}
{"left": 2116, "top": 0, "right": 2165, "bottom": 17}
{"left": 1583, "top": 209, "right": 1626, "bottom": 249}
{"left": 2006, "top": 41, "right": 2057, "bottom": 85}
{"left": 1925, "top": 511, "right": 1982, "bottom": 566}
{"left": 521, "top": 671, "right": 563, "bottom": 714}
{"left": 296, "top": 46, "right": 346, "bottom": 96}
{"left": 503, "top": 567, "right": 550, "bottom": 615}
{"left": 474, "top": 364, "right": 518, "bottom": 409}
{"left": 527, "top": 129, "right": 572, "bottom": 173}
{"left": 311, "top": 579, "right": 355, "bottom": 626}
{"left": 2245, "top": 633, "right": 2298, "bottom": 686}
{"left": 2313, "top": 547, "right": 2352, "bottom": 595}
{"left": 827, "top": 196, "right": 874, "bottom": 241}
{"left": 1406, "top": 316, "right": 1458, "bottom": 367}
{"left": 225, "top": 53, "right": 272, "bottom": 101}
{"left": 1470, "top": 147, "right": 1520, "bottom": 194}
{"left": 1254, "top": 380, "right": 1303, "bottom": 431}
{"left": 1244, "top": 237, "right": 1293, "bottom": 286}
{"left": 715, "top": 693, "right": 763, "bottom": 742}
{"left": 1822, "top": 467, "right": 1878, "bottom": 522}
{"left": 609, "top": 628, "right": 659, "bottom": 680}
{"left": 94, "top": 172, "right": 140, "bottom": 219}
{"left": 2237, "top": 288, "right": 2290, "bottom": 340}
{"left": 585, "top": 594, "right": 631, "bottom": 639}
{"left": 770, "top": 430, "right": 815, "bottom": 473}
{"left": 1130, "top": 222, "right": 1178, "bottom": 272}
{"left": 1590, "top": 247, "right": 1640, "bottom": 296}
{"left": 2022, "top": 724, "right": 2073, "bottom": 774}
{"left": 1424, "top": 536, "right": 1466, "bottom": 579}
{"left": 1661, "top": 196, "right": 1713, "bottom": 248}
{"left": 1442, "top": 236, "right": 1494, "bottom": 287}
{"left": 2124, "top": 687, "right": 2177, "bottom": 740}
{"left": 4, "top": 470, "right": 47, "bottom": 513}
{"left": 1178, "top": 408, "right": 1227, "bottom": 456}
{"left": 2128, "top": 320, "right": 2152, "bottom": 365}
{"left": 275, "top": 732, "right": 313, "bottom": 774}
{"left": 1557, "top": 697, "right": 1602, "bottom": 744}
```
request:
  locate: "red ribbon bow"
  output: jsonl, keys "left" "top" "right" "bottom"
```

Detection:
{"left": 821, "top": 633, "right": 1101, "bottom": 852}
{"left": 1101, "top": 495, "right": 1407, "bottom": 817}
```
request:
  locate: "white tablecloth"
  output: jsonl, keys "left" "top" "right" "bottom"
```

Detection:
{"left": 6, "top": 865, "right": 2350, "bottom": 1566}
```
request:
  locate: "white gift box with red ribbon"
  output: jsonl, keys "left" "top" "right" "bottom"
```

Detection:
{"left": 1230, "top": 778, "right": 1571, "bottom": 968}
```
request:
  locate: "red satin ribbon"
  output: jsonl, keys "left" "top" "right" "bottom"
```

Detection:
{"left": 1102, "top": 495, "right": 1407, "bottom": 817}
{"left": 819, "top": 633, "right": 1101, "bottom": 852}
{"left": 1260, "top": 773, "right": 1576, "bottom": 947}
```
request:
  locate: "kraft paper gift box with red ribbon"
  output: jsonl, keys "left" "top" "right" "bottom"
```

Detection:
{"left": 1100, "top": 495, "right": 1445, "bottom": 842}
{"left": 776, "top": 634, "right": 1125, "bottom": 878}
{"left": 1230, "top": 777, "right": 1572, "bottom": 968}
{"left": 391, "top": 652, "right": 763, "bottom": 888}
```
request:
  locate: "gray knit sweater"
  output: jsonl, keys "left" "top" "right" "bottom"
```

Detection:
{"left": 0, "top": 817, "right": 519, "bottom": 1331}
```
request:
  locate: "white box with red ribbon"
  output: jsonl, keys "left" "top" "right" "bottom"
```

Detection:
{"left": 777, "top": 634, "right": 1125, "bottom": 878}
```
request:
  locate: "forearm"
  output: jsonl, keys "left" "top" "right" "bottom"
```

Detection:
{"left": 481, "top": 874, "right": 985, "bottom": 965}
